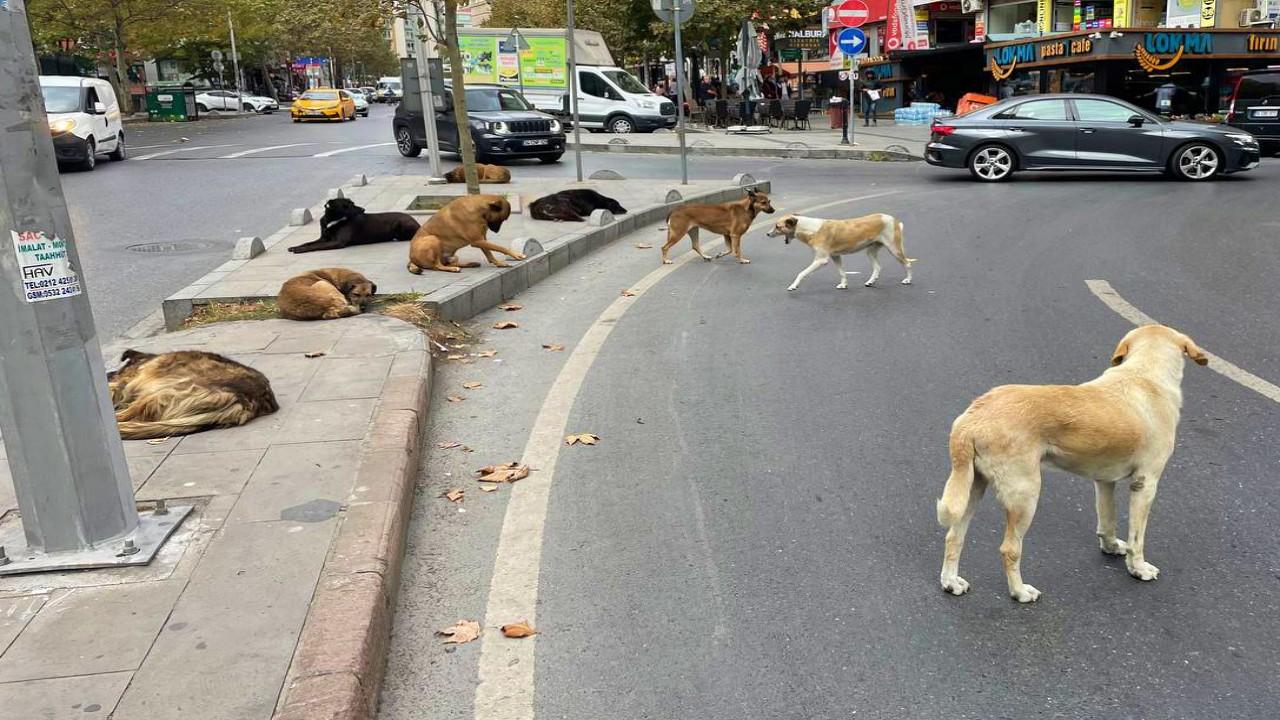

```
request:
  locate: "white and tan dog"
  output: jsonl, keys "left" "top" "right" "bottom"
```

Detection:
{"left": 766, "top": 213, "right": 915, "bottom": 291}
{"left": 937, "top": 324, "right": 1209, "bottom": 603}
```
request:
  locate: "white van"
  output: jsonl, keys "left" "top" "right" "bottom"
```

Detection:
{"left": 375, "top": 76, "right": 403, "bottom": 103}
{"left": 40, "top": 75, "right": 125, "bottom": 170}
{"left": 568, "top": 66, "right": 675, "bottom": 134}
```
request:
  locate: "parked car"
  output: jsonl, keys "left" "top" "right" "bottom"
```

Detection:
{"left": 40, "top": 75, "right": 125, "bottom": 170}
{"left": 376, "top": 77, "right": 403, "bottom": 103}
{"left": 347, "top": 89, "right": 370, "bottom": 117}
{"left": 195, "top": 90, "right": 278, "bottom": 114}
{"left": 393, "top": 84, "right": 564, "bottom": 164}
{"left": 359, "top": 86, "right": 377, "bottom": 103}
{"left": 562, "top": 66, "right": 675, "bottom": 133}
{"left": 925, "top": 93, "right": 1260, "bottom": 182}
{"left": 291, "top": 88, "right": 358, "bottom": 122}
{"left": 1226, "top": 69, "right": 1280, "bottom": 157}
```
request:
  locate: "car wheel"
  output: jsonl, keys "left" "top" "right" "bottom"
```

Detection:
{"left": 539, "top": 153, "right": 563, "bottom": 164}
{"left": 1171, "top": 142, "right": 1221, "bottom": 181}
{"left": 81, "top": 138, "right": 96, "bottom": 171}
{"left": 243, "top": 103, "right": 256, "bottom": 112}
{"left": 395, "top": 126, "right": 422, "bottom": 157}
{"left": 607, "top": 115, "right": 635, "bottom": 134}
{"left": 196, "top": 103, "right": 208, "bottom": 113}
{"left": 108, "top": 133, "right": 126, "bottom": 161}
{"left": 361, "top": 110, "right": 369, "bottom": 117}
{"left": 968, "top": 144, "right": 1015, "bottom": 182}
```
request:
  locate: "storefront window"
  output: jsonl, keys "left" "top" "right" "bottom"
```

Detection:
{"left": 999, "top": 69, "right": 1042, "bottom": 97}
{"left": 988, "top": 0, "right": 1039, "bottom": 37}
{"left": 1047, "top": 69, "right": 1095, "bottom": 93}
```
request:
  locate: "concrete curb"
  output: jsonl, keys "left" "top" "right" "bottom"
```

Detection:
{"left": 273, "top": 338, "right": 431, "bottom": 720}
{"left": 568, "top": 140, "right": 921, "bottom": 162}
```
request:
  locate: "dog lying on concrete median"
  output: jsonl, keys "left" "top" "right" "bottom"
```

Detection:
{"left": 407, "top": 194, "right": 521, "bottom": 273}
{"left": 444, "top": 164, "right": 511, "bottom": 184}
{"left": 277, "top": 268, "right": 377, "bottom": 320}
{"left": 936, "top": 324, "right": 1208, "bottom": 603}
{"left": 766, "top": 213, "right": 915, "bottom": 291}
{"left": 288, "top": 198, "right": 420, "bottom": 254}
{"left": 108, "top": 350, "right": 279, "bottom": 440}
{"left": 530, "top": 189, "right": 627, "bottom": 222}
{"left": 661, "top": 187, "right": 774, "bottom": 264}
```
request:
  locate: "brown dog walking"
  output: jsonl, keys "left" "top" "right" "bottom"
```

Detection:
{"left": 661, "top": 188, "right": 774, "bottom": 265}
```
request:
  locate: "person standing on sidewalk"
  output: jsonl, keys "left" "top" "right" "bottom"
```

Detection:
{"left": 858, "top": 70, "right": 881, "bottom": 127}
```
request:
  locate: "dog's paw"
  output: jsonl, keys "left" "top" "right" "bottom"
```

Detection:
{"left": 864, "top": 279, "right": 877, "bottom": 287}
{"left": 1127, "top": 560, "right": 1160, "bottom": 581}
{"left": 1098, "top": 537, "right": 1129, "bottom": 556}
{"left": 510, "top": 252, "right": 526, "bottom": 261}
{"left": 786, "top": 285, "right": 798, "bottom": 292}
{"left": 738, "top": 258, "right": 751, "bottom": 264}
{"left": 700, "top": 254, "right": 713, "bottom": 261}
{"left": 900, "top": 278, "right": 912, "bottom": 285}
{"left": 836, "top": 282, "right": 848, "bottom": 290}
{"left": 406, "top": 263, "right": 423, "bottom": 275}
{"left": 662, "top": 258, "right": 674, "bottom": 265}
{"left": 941, "top": 575, "right": 970, "bottom": 596}
{"left": 1010, "top": 584, "right": 1042, "bottom": 603}
{"left": 491, "top": 261, "right": 510, "bottom": 268}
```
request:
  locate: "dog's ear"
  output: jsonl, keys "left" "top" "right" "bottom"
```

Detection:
{"left": 745, "top": 188, "right": 757, "bottom": 197}
{"left": 1110, "top": 337, "right": 1130, "bottom": 366}
{"left": 784, "top": 216, "right": 798, "bottom": 228}
{"left": 488, "top": 199, "right": 506, "bottom": 213}
{"left": 1181, "top": 333, "right": 1209, "bottom": 366}
{"left": 120, "top": 349, "right": 145, "bottom": 363}
{"left": 369, "top": 282, "right": 378, "bottom": 296}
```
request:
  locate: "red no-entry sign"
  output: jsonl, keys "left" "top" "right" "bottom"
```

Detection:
{"left": 833, "top": 0, "right": 869, "bottom": 28}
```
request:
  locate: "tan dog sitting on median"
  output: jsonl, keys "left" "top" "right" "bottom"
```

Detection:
{"left": 936, "top": 324, "right": 1208, "bottom": 604}
{"left": 443, "top": 164, "right": 511, "bottom": 184}
{"left": 661, "top": 188, "right": 775, "bottom": 265}
{"left": 407, "top": 194, "right": 521, "bottom": 274}
{"left": 277, "top": 268, "right": 377, "bottom": 320}
{"left": 767, "top": 213, "right": 915, "bottom": 291}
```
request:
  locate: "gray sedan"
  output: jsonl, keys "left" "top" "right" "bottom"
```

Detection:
{"left": 925, "top": 93, "right": 1261, "bottom": 182}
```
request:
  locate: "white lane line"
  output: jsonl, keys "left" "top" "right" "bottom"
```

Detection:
{"left": 134, "top": 144, "right": 239, "bottom": 161}
{"left": 312, "top": 142, "right": 394, "bottom": 157}
{"left": 472, "top": 189, "right": 905, "bottom": 720}
{"left": 1086, "top": 279, "right": 1280, "bottom": 404}
{"left": 217, "top": 143, "right": 314, "bottom": 159}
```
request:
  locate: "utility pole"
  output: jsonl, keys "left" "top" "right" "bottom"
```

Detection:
{"left": 0, "top": 0, "right": 189, "bottom": 575}
{"left": 566, "top": 0, "right": 584, "bottom": 182}
{"left": 671, "top": 5, "right": 689, "bottom": 185}
{"left": 410, "top": 8, "right": 445, "bottom": 183}
{"left": 228, "top": 10, "right": 243, "bottom": 110}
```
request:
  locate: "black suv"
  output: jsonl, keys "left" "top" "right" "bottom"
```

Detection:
{"left": 393, "top": 84, "right": 565, "bottom": 164}
{"left": 1227, "top": 69, "right": 1280, "bottom": 156}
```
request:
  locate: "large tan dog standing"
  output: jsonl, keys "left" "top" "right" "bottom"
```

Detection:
{"left": 766, "top": 212, "right": 915, "bottom": 291}
{"left": 407, "top": 194, "right": 521, "bottom": 273}
{"left": 661, "top": 188, "right": 774, "bottom": 265}
{"left": 937, "top": 324, "right": 1208, "bottom": 603}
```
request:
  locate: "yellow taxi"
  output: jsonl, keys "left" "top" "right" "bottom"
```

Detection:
{"left": 291, "top": 88, "right": 357, "bottom": 122}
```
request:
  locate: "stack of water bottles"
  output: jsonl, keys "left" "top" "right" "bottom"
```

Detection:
{"left": 893, "top": 103, "right": 953, "bottom": 125}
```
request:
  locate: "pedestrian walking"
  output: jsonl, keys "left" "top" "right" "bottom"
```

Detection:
{"left": 859, "top": 70, "right": 881, "bottom": 126}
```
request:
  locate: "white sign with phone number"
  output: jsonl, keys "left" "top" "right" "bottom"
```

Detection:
{"left": 11, "top": 230, "right": 83, "bottom": 302}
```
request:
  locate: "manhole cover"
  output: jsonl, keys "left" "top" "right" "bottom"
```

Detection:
{"left": 126, "top": 240, "right": 218, "bottom": 254}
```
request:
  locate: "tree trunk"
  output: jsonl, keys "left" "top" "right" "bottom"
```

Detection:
{"left": 111, "top": 18, "right": 133, "bottom": 115}
{"left": 443, "top": 0, "right": 479, "bottom": 194}
{"left": 261, "top": 60, "right": 277, "bottom": 100}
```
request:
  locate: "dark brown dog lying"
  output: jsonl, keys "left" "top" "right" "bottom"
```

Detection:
{"left": 407, "top": 194, "right": 522, "bottom": 273}
{"left": 661, "top": 188, "right": 775, "bottom": 264}
{"left": 108, "top": 350, "right": 279, "bottom": 440}
{"left": 444, "top": 164, "right": 511, "bottom": 184}
{"left": 288, "top": 198, "right": 420, "bottom": 254}
{"left": 530, "top": 189, "right": 627, "bottom": 222}
{"left": 277, "top": 268, "right": 377, "bottom": 320}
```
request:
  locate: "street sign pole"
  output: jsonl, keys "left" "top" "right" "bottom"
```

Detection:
{"left": 0, "top": 1, "right": 189, "bottom": 575}
{"left": 566, "top": 1, "right": 584, "bottom": 182}
{"left": 411, "top": 11, "right": 445, "bottom": 183}
{"left": 672, "top": 9, "right": 688, "bottom": 184}
{"left": 228, "top": 11, "right": 242, "bottom": 111}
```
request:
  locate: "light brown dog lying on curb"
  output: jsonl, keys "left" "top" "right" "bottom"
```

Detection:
{"left": 444, "top": 164, "right": 511, "bottom": 184}
{"left": 937, "top": 324, "right": 1208, "bottom": 603}
{"left": 277, "top": 268, "right": 377, "bottom": 320}
{"left": 407, "top": 194, "right": 520, "bottom": 273}
{"left": 661, "top": 188, "right": 775, "bottom": 265}
{"left": 766, "top": 213, "right": 915, "bottom": 291}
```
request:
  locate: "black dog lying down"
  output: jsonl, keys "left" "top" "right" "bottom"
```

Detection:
{"left": 529, "top": 189, "right": 627, "bottom": 222}
{"left": 288, "top": 198, "right": 420, "bottom": 253}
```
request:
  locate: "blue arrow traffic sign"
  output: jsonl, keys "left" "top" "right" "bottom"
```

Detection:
{"left": 836, "top": 27, "right": 866, "bottom": 56}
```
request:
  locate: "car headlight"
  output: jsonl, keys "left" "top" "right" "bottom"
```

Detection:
{"left": 638, "top": 100, "right": 658, "bottom": 110}
{"left": 488, "top": 121, "right": 511, "bottom": 135}
{"left": 49, "top": 118, "right": 77, "bottom": 135}
{"left": 1226, "top": 133, "right": 1258, "bottom": 146}
{"left": 549, "top": 119, "right": 562, "bottom": 133}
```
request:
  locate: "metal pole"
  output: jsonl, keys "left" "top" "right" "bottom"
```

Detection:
{"left": 566, "top": 0, "right": 583, "bottom": 182}
{"left": 228, "top": 10, "right": 243, "bottom": 110}
{"left": 411, "top": 11, "right": 444, "bottom": 182}
{"left": 515, "top": 28, "right": 525, "bottom": 97}
{"left": 0, "top": 3, "right": 138, "bottom": 555}
{"left": 672, "top": 6, "right": 689, "bottom": 185}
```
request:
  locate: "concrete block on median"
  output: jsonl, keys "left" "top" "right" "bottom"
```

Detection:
{"left": 588, "top": 208, "right": 615, "bottom": 226}
{"left": 733, "top": 172, "right": 756, "bottom": 186}
{"left": 232, "top": 236, "right": 265, "bottom": 260}
{"left": 349, "top": 173, "right": 368, "bottom": 187}
{"left": 327, "top": 187, "right": 346, "bottom": 200}
{"left": 589, "top": 169, "right": 626, "bottom": 180}
{"left": 289, "top": 208, "right": 313, "bottom": 226}
{"left": 519, "top": 237, "right": 544, "bottom": 256}
{"left": 664, "top": 188, "right": 682, "bottom": 203}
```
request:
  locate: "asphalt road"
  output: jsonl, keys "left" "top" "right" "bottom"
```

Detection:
{"left": 379, "top": 159, "right": 1280, "bottom": 720}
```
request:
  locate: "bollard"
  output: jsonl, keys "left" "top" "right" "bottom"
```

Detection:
{"left": 232, "top": 236, "right": 265, "bottom": 260}
{"left": 289, "top": 208, "right": 313, "bottom": 226}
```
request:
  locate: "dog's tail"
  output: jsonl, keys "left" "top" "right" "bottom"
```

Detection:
{"left": 936, "top": 429, "right": 975, "bottom": 527}
{"left": 896, "top": 221, "right": 918, "bottom": 266}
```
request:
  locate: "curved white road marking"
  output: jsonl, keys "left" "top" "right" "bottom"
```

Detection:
{"left": 1086, "top": 279, "right": 1280, "bottom": 404}
{"left": 134, "top": 144, "right": 239, "bottom": 161}
{"left": 472, "top": 189, "right": 905, "bottom": 720}
{"left": 218, "top": 143, "right": 314, "bottom": 159}
{"left": 312, "top": 142, "right": 394, "bottom": 157}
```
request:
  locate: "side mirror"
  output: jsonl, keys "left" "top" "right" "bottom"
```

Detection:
{"left": 92, "top": 101, "right": 107, "bottom": 115}
{"left": 1128, "top": 114, "right": 1145, "bottom": 127}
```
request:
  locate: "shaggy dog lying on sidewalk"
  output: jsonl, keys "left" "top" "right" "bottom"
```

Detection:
{"left": 530, "top": 189, "right": 627, "bottom": 222}
{"left": 407, "top": 194, "right": 521, "bottom": 273}
{"left": 288, "top": 198, "right": 420, "bottom": 254}
{"left": 108, "top": 350, "right": 279, "bottom": 440}
{"left": 444, "top": 164, "right": 511, "bottom": 184}
{"left": 277, "top": 268, "right": 377, "bottom": 320}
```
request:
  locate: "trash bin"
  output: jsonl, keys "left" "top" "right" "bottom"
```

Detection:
{"left": 146, "top": 85, "right": 198, "bottom": 122}
{"left": 828, "top": 98, "right": 847, "bottom": 129}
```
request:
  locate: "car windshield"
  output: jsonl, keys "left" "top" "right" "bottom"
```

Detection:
{"left": 465, "top": 89, "right": 532, "bottom": 112}
{"left": 379, "top": 82, "right": 401, "bottom": 91}
{"left": 302, "top": 91, "right": 338, "bottom": 101}
{"left": 603, "top": 70, "right": 648, "bottom": 95}
{"left": 41, "top": 85, "right": 82, "bottom": 113}
{"left": 1236, "top": 73, "right": 1280, "bottom": 103}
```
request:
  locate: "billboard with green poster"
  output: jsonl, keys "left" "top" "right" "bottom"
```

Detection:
{"left": 460, "top": 33, "right": 568, "bottom": 90}
{"left": 517, "top": 37, "right": 567, "bottom": 89}
{"left": 459, "top": 35, "right": 499, "bottom": 84}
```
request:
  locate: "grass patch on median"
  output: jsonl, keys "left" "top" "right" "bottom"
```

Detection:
{"left": 182, "top": 300, "right": 279, "bottom": 328}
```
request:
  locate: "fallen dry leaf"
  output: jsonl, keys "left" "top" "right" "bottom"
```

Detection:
{"left": 501, "top": 621, "right": 538, "bottom": 638}
{"left": 446, "top": 395, "right": 466, "bottom": 403}
{"left": 442, "top": 489, "right": 465, "bottom": 503}
{"left": 437, "top": 441, "right": 462, "bottom": 450}
{"left": 493, "top": 321, "right": 520, "bottom": 330}
{"left": 564, "top": 433, "right": 600, "bottom": 446}
{"left": 480, "top": 485, "right": 499, "bottom": 493}
{"left": 304, "top": 351, "right": 326, "bottom": 359}
{"left": 461, "top": 445, "right": 475, "bottom": 453}
{"left": 436, "top": 620, "right": 482, "bottom": 644}
{"left": 476, "top": 462, "right": 531, "bottom": 484}
{"left": 542, "top": 343, "right": 565, "bottom": 352}
{"left": 477, "top": 349, "right": 498, "bottom": 358}
{"left": 621, "top": 289, "right": 637, "bottom": 297}
{"left": 634, "top": 243, "right": 653, "bottom": 249}
{"left": 462, "top": 382, "right": 483, "bottom": 390}
{"left": 498, "top": 303, "right": 523, "bottom": 311}
{"left": 446, "top": 354, "right": 467, "bottom": 360}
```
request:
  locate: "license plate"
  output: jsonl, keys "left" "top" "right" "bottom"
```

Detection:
{"left": 1252, "top": 109, "right": 1278, "bottom": 118}
{"left": 523, "top": 139, "right": 549, "bottom": 146}
{"left": 307, "top": 111, "right": 323, "bottom": 116}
